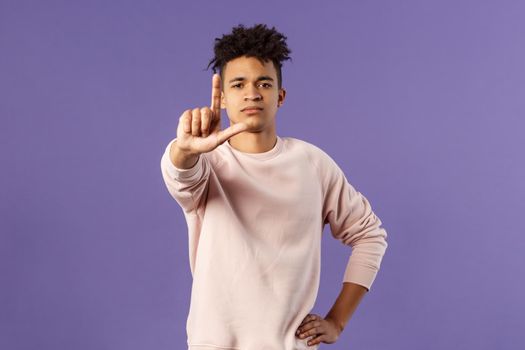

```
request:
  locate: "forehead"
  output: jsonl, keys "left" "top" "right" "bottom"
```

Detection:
{"left": 223, "top": 56, "right": 277, "bottom": 80}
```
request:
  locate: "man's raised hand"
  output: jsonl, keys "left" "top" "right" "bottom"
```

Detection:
{"left": 175, "top": 73, "right": 248, "bottom": 155}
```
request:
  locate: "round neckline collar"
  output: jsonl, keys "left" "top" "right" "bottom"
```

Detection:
{"left": 225, "top": 135, "right": 283, "bottom": 160}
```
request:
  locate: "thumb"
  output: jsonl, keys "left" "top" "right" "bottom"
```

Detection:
{"left": 215, "top": 122, "right": 248, "bottom": 145}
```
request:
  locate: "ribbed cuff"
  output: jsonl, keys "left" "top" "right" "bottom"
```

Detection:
{"left": 342, "top": 260, "right": 378, "bottom": 291}
{"left": 162, "top": 138, "right": 203, "bottom": 182}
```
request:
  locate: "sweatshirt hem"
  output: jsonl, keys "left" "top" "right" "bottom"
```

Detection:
{"left": 188, "top": 343, "right": 241, "bottom": 350}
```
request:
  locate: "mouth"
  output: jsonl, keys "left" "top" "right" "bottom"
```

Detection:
{"left": 241, "top": 107, "right": 263, "bottom": 114}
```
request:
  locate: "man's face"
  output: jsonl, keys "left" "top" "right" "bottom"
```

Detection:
{"left": 220, "top": 55, "right": 286, "bottom": 132}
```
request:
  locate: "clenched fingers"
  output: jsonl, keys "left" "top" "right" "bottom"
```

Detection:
{"left": 191, "top": 108, "right": 201, "bottom": 136}
{"left": 296, "top": 314, "right": 320, "bottom": 338}
{"left": 200, "top": 107, "right": 211, "bottom": 137}
{"left": 297, "top": 320, "right": 321, "bottom": 338}
{"left": 295, "top": 314, "right": 341, "bottom": 346}
{"left": 180, "top": 110, "right": 192, "bottom": 134}
{"left": 299, "top": 314, "right": 319, "bottom": 328}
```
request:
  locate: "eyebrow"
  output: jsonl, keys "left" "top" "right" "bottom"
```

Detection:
{"left": 228, "top": 75, "right": 274, "bottom": 84}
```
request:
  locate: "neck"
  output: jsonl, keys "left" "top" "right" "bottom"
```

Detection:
{"left": 227, "top": 128, "right": 277, "bottom": 154}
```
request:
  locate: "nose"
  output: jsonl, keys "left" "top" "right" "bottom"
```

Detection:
{"left": 244, "top": 84, "right": 262, "bottom": 101}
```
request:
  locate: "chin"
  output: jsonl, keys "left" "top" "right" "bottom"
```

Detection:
{"left": 245, "top": 119, "right": 267, "bottom": 130}
{"left": 231, "top": 115, "right": 272, "bottom": 132}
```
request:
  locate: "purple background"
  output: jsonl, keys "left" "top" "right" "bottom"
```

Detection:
{"left": 2, "top": 1, "right": 524, "bottom": 349}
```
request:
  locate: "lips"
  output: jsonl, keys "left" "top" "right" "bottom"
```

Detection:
{"left": 241, "top": 106, "right": 263, "bottom": 111}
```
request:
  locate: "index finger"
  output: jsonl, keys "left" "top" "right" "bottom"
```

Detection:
{"left": 210, "top": 73, "right": 221, "bottom": 119}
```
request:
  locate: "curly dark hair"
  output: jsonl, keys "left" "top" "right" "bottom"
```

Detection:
{"left": 206, "top": 23, "right": 292, "bottom": 89}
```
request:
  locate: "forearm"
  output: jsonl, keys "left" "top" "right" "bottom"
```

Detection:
{"left": 324, "top": 281, "right": 368, "bottom": 333}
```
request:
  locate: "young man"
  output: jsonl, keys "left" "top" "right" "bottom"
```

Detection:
{"left": 160, "top": 23, "right": 388, "bottom": 350}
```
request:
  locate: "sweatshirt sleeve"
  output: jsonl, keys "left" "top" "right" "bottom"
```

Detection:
{"left": 160, "top": 138, "right": 211, "bottom": 214}
{"left": 315, "top": 148, "right": 388, "bottom": 291}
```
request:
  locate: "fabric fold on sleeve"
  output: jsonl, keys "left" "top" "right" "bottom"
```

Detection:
{"left": 315, "top": 148, "right": 388, "bottom": 291}
{"left": 160, "top": 138, "right": 211, "bottom": 214}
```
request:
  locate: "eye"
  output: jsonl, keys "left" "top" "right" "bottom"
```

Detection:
{"left": 232, "top": 83, "right": 242, "bottom": 88}
{"left": 260, "top": 83, "right": 272, "bottom": 88}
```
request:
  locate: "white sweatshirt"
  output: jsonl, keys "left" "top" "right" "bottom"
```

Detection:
{"left": 160, "top": 135, "right": 388, "bottom": 350}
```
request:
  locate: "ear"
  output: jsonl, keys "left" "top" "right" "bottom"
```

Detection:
{"left": 277, "top": 88, "right": 286, "bottom": 107}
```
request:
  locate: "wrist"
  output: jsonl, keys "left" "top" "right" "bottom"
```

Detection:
{"left": 325, "top": 316, "right": 344, "bottom": 334}
{"left": 172, "top": 140, "right": 198, "bottom": 156}
{"left": 170, "top": 141, "right": 200, "bottom": 169}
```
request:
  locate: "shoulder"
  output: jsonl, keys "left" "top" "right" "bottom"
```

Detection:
{"left": 282, "top": 136, "right": 338, "bottom": 167}
{"left": 282, "top": 136, "right": 325, "bottom": 156}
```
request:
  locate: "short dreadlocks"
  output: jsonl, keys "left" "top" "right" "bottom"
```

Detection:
{"left": 206, "top": 23, "right": 292, "bottom": 89}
